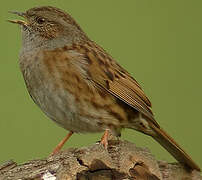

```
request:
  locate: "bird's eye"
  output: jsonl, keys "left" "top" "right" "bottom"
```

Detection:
{"left": 36, "top": 17, "right": 45, "bottom": 24}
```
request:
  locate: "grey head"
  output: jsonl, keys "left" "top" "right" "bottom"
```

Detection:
{"left": 9, "top": 6, "right": 88, "bottom": 50}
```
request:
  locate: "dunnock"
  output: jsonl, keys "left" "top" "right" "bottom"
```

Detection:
{"left": 9, "top": 6, "right": 200, "bottom": 171}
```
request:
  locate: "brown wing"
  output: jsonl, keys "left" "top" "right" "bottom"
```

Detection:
{"left": 78, "top": 41, "right": 158, "bottom": 126}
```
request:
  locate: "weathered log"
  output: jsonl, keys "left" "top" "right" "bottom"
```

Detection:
{"left": 0, "top": 140, "right": 201, "bottom": 180}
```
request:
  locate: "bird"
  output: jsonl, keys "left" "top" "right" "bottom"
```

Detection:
{"left": 8, "top": 6, "right": 200, "bottom": 171}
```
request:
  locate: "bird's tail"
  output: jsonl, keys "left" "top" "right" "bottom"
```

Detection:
{"left": 150, "top": 123, "right": 200, "bottom": 171}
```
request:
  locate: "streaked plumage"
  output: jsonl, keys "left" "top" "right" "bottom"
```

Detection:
{"left": 9, "top": 6, "right": 200, "bottom": 171}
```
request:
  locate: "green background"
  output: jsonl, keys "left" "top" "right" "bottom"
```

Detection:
{"left": 0, "top": 0, "right": 201, "bottom": 168}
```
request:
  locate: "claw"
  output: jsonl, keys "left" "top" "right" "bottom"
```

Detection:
{"left": 100, "top": 129, "right": 109, "bottom": 149}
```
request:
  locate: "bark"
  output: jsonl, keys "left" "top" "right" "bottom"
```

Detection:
{"left": 0, "top": 140, "right": 201, "bottom": 180}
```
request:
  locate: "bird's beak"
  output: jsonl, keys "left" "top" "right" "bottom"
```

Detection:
{"left": 8, "top": 11, "right": 28, "bottom": 26}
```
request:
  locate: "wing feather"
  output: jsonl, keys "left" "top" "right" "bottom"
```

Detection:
{"left": 75, "top": 42, "right": 158, "bottom": 125}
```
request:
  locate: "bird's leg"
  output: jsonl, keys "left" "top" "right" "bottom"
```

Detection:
{"left": 100, "top": 129, "right": 109, "bottom": 149}
{"left": 50, "top": 131, "right": 73, "bottom": 155}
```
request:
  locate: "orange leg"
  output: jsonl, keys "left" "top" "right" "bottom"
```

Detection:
{"left": 50, "top": 131, "right": 73, "bottom": 155}
{"left": 100, "top": 129, "right": 109, "bottom": 149}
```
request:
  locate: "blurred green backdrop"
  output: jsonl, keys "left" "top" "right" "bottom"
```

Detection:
{"left": 0, "top": 0, "right": 201, "bottom": 168}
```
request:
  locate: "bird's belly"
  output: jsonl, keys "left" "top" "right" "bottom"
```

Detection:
{"left": 36, "top": 87, "right": 107, "bottom": 133}
{"left": 28, "top": 82, "right": 105, "bottom": 133}
{"left": 20, "top": 64, "right": 105, "bottom": 133}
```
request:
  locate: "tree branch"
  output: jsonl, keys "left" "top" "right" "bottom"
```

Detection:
{"left": 0, "top": 140, "right": 201, "bottom": 180}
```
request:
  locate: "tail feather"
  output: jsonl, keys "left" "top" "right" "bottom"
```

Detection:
{"left": 150, "top": 124, "right": 200, "bottom": 171}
